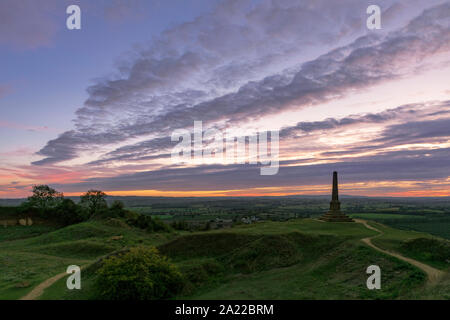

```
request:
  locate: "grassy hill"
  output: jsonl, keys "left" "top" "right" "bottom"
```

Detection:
{"left": 0, "top": 218, "right": 448, "bottom": 300}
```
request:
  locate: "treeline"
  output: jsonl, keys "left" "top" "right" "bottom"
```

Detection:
{"left": 18, "top": 185, "right": 171, "bottom": 232}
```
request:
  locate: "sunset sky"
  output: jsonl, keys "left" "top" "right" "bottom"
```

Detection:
{"left": 1, "top": 0, "right": 449, "bottom": 198}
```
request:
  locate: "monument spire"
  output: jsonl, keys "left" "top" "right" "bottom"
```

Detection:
{"left": 319, "top": 171, "right": 353, "bottom": 222}
{"left": 332, "top": 171, "right": 338, "bottom": 201}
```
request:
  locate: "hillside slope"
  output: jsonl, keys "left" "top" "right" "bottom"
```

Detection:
{"left": 1, "top": 218, "right": 448, "bottom": 300}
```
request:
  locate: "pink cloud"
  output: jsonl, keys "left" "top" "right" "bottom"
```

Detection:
{"left": 0, "top": 120, "right": 51, "bottom": 132}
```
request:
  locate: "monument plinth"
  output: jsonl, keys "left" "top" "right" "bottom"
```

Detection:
{"left": 319, "top": 171, "right": 353, "bottom": 222}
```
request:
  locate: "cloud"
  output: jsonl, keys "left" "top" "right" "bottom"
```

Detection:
{"left": 80, "top": 100, "right": 448, "bottom": 166}
{"left": 54, "top": 146, "right": 450, "bottom": 193}
{"left": 372, "top": 118, "right": 450, "bottom": 146}
{"left": 33, "top": 2, "right": 450, "bottom": 166}
{"left": 279, "top": 102, "right": 429, "bottom": 138}
{"left": 41, "top": 100, "right": 450, "bottom": 193}
{"left": 0, "top": 121, "right": 50, "bottom": 132}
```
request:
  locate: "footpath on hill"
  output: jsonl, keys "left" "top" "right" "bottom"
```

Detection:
{"left": 20, "top": 272, "right": 67, "bottom": 300}
{"left": 20, "top": 264, "right": 88, "bottom": 300}
{"left": 20, "top": 219, "right": 446, "bottom": 300}
{"left": 354, "top": 219, "right": 445, "bottom": 285}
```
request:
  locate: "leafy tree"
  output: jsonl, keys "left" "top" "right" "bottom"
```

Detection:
{"left": 54, "top": 198, "right": 88, "bottom": 226}
{"left": 95, "top": 247, "right": 183, "bottom": 300}
{"left": 80, "top": 190, "right": 107, "bottom": 216}
{"left": 27, "top": 185, "right": 63, "bottom": 211}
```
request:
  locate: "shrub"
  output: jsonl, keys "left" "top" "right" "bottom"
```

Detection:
{"left": 152, "top": 216, "right": 171, "bottom": 232}
{"left": 54, "top": 198, "right": 87, "bottom": 226}
{"left": 95, "top": 247, "right": 183, "bottom": 300}
{"left": 127, "top": 213, "right": 172, "bottom": 233}
{"left": 110, "top": 200, "right": 126, "bottom": 217}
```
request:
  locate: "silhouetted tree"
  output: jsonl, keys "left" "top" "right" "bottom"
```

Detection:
{"left": 27, "top": 185, "right": 63, "bottom": 211}
{"left": 80, "top": 190, "right": 107, "bottom": 216}
{"left": 55, "top": 198, "right": 87, "bottom": 226}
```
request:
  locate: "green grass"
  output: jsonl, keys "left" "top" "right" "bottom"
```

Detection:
{"left": 186, "top": 243, "right": 424, "bottom": 300}
{"left": 350, "top": 213, "right": 427, "bottom": 220}
{"left": 367, "top": 221, "right": 450, "bottom": 270}
{"left": 0, "top": 225, "right": 57, "bottom": 242}
{"left": 389, "top": 219, "right": 450, "bottom": 240}
{"left": 349, "top": 213, "right": 450, "bottom": 240}
{"left": 0, "top": 220, "right": 177, "bottom": 300}
{"left": 3, "top": 218, "right": 448, "bottom": 300}
{"left": 154, "top": 221, "right": 426, "bottom": 299}
{"left": 39, "top": 264, "right": 100, "bottom": 300}
{"left": 209, "top": 219, "right": 378, "bottom": 239}
{"left": 406, "top": 272, "right": 450, "bottom": 299}
{"left": 0, "top": 251, "right": 90, "bottom": 300}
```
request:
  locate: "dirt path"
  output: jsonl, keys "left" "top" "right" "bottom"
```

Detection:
{"left": 20, "top": 271, "right": 67, "bottom": 300}
{"left": 355, "top": 219, "right": 445, "bottom": 285}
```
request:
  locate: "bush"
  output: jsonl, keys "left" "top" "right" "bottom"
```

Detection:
{"left": 401, "top": 238, "right": 450, "bottom": 267}
{"left": 110, "top": 200, "right": 126, "bottom": 217}
{"left": 54, "top": 198, "right": 88, "bottom": 226}
{"left": 127, "top": 213, "right": 172, "bottom": 233}
{"left": 152, "top": 217, "right": 171, "bottom": 232}
{"left": 95, "top": 247, "right": 183, "bottom": 300}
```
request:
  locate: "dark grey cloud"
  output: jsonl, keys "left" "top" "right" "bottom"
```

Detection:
{"left": 35, "top": 1, "right": 449, "bottom": 164}
{"left": 54, "top": 147, "right": 450, "bottom": 193}
{"left": 372, "top": 118, "right": 450, "bottom": 146}
{"left": 279, "top": 103, "right": 427, "bottom": 138}
{"left": 85, "top": 100, "right": 450, "bottom": 166}
{"left": 33, "top": 1, "right": 450, "bottom": 166}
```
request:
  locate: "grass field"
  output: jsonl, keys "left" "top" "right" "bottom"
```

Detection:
{"left": 349, "top": 213, "right": 450, "bottom": 240}
{"left": 350, "top": 213, "right": 427, "bottom": 220}
{"left": 367, "top": 221, "right": 450, "bottom": 270}
{"left": 0, "top": 225, "right": 58, "bottom": 242}
{"left": 0, "top": 220, "right": 176, "bottom": 300}
{"left": 1, "top": 218, "right": 445, "bottom": 300}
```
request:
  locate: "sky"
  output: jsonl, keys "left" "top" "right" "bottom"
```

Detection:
{"left": 0, "top": 0, "right": 449, "bottom": 198}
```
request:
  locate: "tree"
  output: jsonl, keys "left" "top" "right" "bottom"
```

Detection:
{"left": 95, "top": 247, "right": 183, "bottom": 300}
{"left": 80, "top": 190, "right": 107, "bottom": 216}
{"left": 55, "top": 198, "right": 88, "bottom": 226}
{"left": 27, "top": 185, "right": 63, "bottom": 211}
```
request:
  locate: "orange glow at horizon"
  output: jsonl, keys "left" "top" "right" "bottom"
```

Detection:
{"left": 58, "top": 179, "right": 450, "bottom": 198}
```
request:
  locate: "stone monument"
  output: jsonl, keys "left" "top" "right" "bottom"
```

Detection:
{"left": 319, "top": 171, "right": 353, "bottom": 222}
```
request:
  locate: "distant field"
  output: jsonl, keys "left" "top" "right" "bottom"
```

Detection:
{"left": 350, "top": 213, "right": 426, "bottom": 220}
